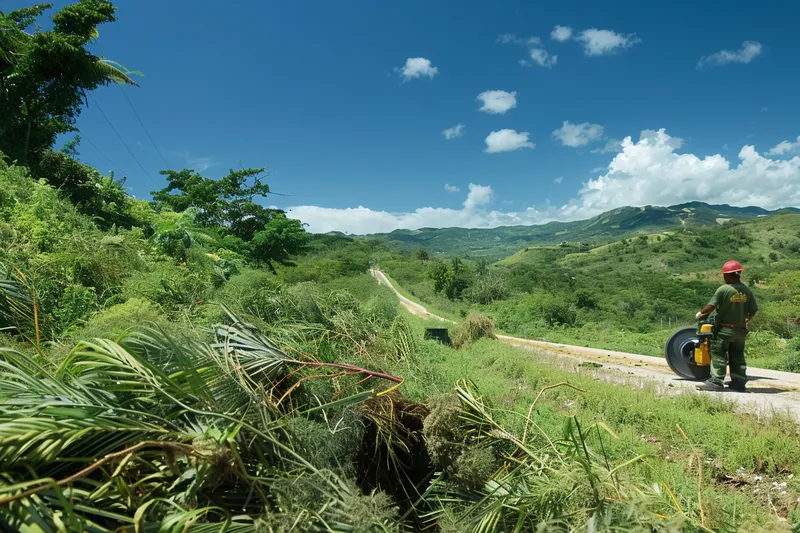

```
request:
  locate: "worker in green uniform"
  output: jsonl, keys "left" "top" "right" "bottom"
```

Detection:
{"left": 695, "top": 260, "right": 758, "bottom": 392}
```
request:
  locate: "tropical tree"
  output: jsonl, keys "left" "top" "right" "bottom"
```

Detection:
{"left": 0, "top": 1, "right": 140, "bottom": 165}
{"left": 152, "top": 167, "right": 309, "bottom": 270}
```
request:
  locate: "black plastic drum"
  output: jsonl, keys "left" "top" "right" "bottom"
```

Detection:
{"left": 664, "top": 326, "right": 711, "bottom": 380}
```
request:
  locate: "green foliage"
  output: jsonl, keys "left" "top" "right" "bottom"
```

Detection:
{"left": 53, "top": 284, "right": 98, "bottom": 333}
{"left": 34, "top": 149, "right": 144, "bottom": 229}
{"left": 464, "top": 272, "right": 508, "bottom": 304}
{"left": 0, "top": 1, "right": 139, "bottom": 165}
{"left": 152, "top": 167, "right": 309, "bottom": 267}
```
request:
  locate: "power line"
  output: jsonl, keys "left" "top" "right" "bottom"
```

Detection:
{"left": 116, "top": 84, "right": 170, "bottom": 170}
{"left": 87, "top": 92, "right": 160, "bottom": 188}
{"left": 82, "top": 133, "right": 129, "bottom": 177}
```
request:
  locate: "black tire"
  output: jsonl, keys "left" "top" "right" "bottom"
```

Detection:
{"left": 664, "top": 326, "right": 712, "bottom": 380}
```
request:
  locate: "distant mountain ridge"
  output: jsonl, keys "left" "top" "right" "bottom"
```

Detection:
{"left": 363, "top": 202, "right": 800, "bottom": 259}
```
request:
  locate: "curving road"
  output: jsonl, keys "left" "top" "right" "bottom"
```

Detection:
{"left": 371, "top": 268, "right": 800, "bottom": 420}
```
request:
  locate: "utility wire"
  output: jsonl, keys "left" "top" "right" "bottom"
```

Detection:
{"left": 87, "top": 92, "right": 160, "bottom": 188}
{"left": 82, "top": 133, "right": 129, "bottom": 177}
{"left": 116, "top": 84, "right": 170, "bottom": 170}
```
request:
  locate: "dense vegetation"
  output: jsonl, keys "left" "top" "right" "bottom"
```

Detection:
{"left": 2, "top": 2, "right": 800, "bottom": 531}
{"left": 378, "top": 214, "right": 800, "bottom": 371}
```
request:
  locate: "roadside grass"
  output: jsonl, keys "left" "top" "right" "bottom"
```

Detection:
{"left": 399, "top": 314, "right": 800, "bottom": 530}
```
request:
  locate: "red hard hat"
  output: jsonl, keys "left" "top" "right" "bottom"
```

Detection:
{"left": 721, "top": 260, "right": 743, "bottom": 274}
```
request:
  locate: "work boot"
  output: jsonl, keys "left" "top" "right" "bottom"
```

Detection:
{"left": 727, "top": 381, "right": 747, "bottom": 393}
{"left": 696, "top": 380, "right": 724, "bottom": 392}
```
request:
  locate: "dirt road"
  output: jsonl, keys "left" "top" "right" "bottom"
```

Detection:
{"left": 371, "top": 268, "right": 800, "bottom": 420}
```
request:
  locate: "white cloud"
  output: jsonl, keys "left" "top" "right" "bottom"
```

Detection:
{"left": 590, "top": 139, "right": 623, "bottom": 154}
{"left": 288, "top": 128, "right": 800, "bottom": 234}
{"left": 396, "top": 57, "right": 438, "bottom": 80}
{"left": 553, "top": 121, "right": 605, "bottom": 147}
{"left": 477, "top": 90, "right": 518, "bottom": 114}
{"left": 554, "top": 176, "right": 563, "bottom": 184}
{"left": 697, "top": 41, "right": 762, "bottom": 69}
{"left": 576, "top": 28, "right": 640, "bottom": 56}
{"left": 530, "top": 48, "right": 557, "bottom": 67}
{"left": 767, "top": 136, "right": 800, "bottom": 156}
{"left": 551, "top": 25, "right": 573, "bottom": 41}
{"left": 463, "top": 183, "right": 493, "bottom": 209}
{"left": 442, "top": 123, "right": 465, "bottom": 140}
{"left": 444, "top": 183, "right": 460, "bottom": 193}
{"left": 484, "top": 129, "right": 535, "bottom": 153}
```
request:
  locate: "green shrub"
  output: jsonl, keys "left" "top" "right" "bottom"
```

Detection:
{"left": 53, "top": 285, "right": 99, "bottom": 334}
{"left": 71, "top": 298, "right": 171, "bottom": 341}
{"left": 745, "top": 331, "right": 787, "bottom": 360}
{"left": 536, "top": 295, "right": 577, "bottom": 327}
{"left": 464, "top": 274, "right": 508, "bottom": 304}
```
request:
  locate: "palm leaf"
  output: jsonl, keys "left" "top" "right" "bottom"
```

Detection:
{"left": 95, "top": 58, "right": 142, "bottom": 87}
{"left": 0, "top": 263, "right": 33, "bottom": 331}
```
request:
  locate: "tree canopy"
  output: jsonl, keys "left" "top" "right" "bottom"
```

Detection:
{"left": 0, "top": 0, "right": 139, "bottom": 166}
{"left": 152, "top": 167, "right": 308, "bottom": 269}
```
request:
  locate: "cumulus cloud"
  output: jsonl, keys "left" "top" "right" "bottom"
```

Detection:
{"left": 463, "top": 183, "right": 493, "bottom": 209}
{"left": 553, "top": 121, "right": 605, "bottom": 147}
{"left": 554, "top": 176, "right": 563, "bottom": 184}
{"left": 442, "top": 123, "right": 465, "bottom": 140}
{"left": 530, "top": 48, "right": 557, "bottom": 67}
{"left": 396, "top": 57, "right": 438, "bottom": 80}
{"left": 576, "top": 28, "right": 640, "bottom": 56}
{"left": 768, "top": 136, "right": 800, "bottom": 156}
{"left": 444, "top": 183, "right": 460, "bottom": 193}
{"left": 288, "top": 128, "right": 800, "bottom": 234}
{"left": 484, "top": 129, "right": 535, "bottom": 153}
{"left": 551, "top": 25, "right": 573, "bottom": 41}
{"left": 697, "top": 41, "right": 762, "bottom": 69}
{"left": 477, "top": 90, "right": 517, "bottom": 114}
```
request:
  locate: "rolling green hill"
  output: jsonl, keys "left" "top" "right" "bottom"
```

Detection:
{"left": 377, "top": 211, "right": 800, "bottom": 370}
{"left": 367, "top": 202, "right": 799, "bottom": 259}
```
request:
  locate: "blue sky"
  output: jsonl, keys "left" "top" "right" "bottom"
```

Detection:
{"left": 6, "top": 0, "right": 800, "bottom": 232}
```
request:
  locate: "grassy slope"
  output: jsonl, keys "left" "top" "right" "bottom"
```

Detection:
{"left": 401, "top": 313, "right": 800, "bottom": 530}
{"left": 379, "top": 213, "right": 800, "bottom": 370}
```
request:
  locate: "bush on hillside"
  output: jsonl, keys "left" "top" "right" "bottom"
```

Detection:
{"left": 70, "top": 298, "right": 173, "bottom": 341}
{"left": 464, "top": 273, "right": 508, "bottom": 304}
{"left": 451, "top": 313, "right": 496, "bottom": 349}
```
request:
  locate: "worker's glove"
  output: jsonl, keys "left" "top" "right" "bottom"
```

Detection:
{"left": 695, "top": 311, "right": 704, "bottom": 320}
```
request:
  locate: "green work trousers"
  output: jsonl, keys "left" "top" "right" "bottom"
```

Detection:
{"left": 709, "top": 333, "right": 747, "bottom": 387}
